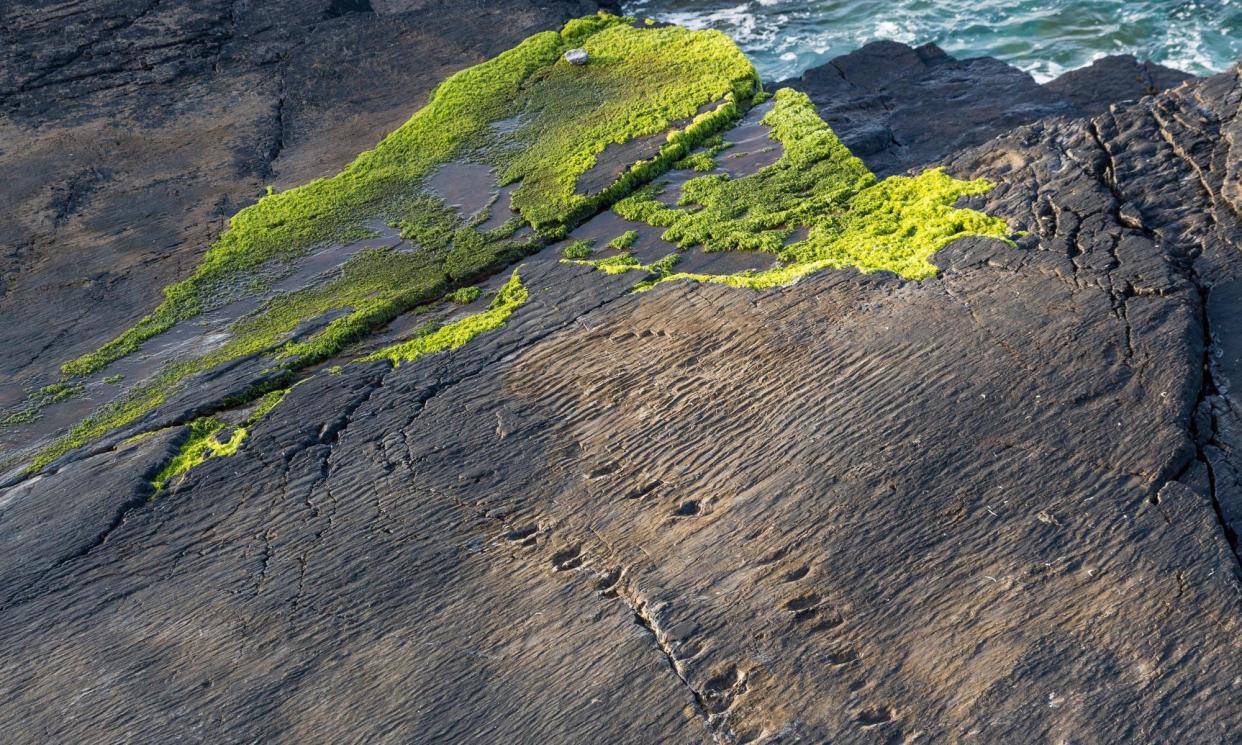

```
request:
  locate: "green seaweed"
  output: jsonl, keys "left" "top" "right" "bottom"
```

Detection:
{"left": 672, "top": 134, "right": 732, "bottom": 171}
{"left": 22, "top": 17, "right": 1015, "bottom": 481}
{"left": 450, "top": 286, "right": 482, "bottom": 304}
{"left": 150, "top": 387, "right": 292, "bottom": 492}
{"left": 563, "top": 239, "right": 595, "bottom": 259}
{"left": 612, "top": 88, "right": 1012, "bottom": 288}
{"left": 24, "top": 14, "right": 759, "bottom": 472}
{"left": 363, "top": 271, "right": 529, "bottom": 367}
{"left": 563, "top": 251, "right": 681, "bottom": 287}
{"left": 59, "top": 14, "right": 757, "bottom": 380}
{"left": 150, "top": 417, "right": 234, "bottom": 492}
{"left": 608, "top": 230, "right": 639, "bottom": 250}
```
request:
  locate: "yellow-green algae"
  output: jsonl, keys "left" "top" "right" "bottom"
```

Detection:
{"left": 607, "top": 230, "right": 639, "bottom": 250}
{"left": 611, "top": 87, "right": 1012, "bottom": 289}
{"left": 150, "top": 387, "right": 291, "bottom": 492}
{"left": 563, "top": 239, "right": 595, "bottom": 259}
{"left": 20, "top": 19, "right": 1014, "bottom": 478}
{"left": 23, "top": 14, "right": 759, "bottom": 471}
{"left": 563, "top": 251, "right": 682, "bottom": 291}
{"left": 363, "top": 272, "right": 528, "bottom": 367}
{"left": 59, "top": 13, "right": 758, "bottom": 381}
{"left": 671, "top": 133, "right": 732, "bottom": 172}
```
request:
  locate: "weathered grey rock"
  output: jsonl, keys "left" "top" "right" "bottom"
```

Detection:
{"left": 564, "top": 47, "right": 589, "bottom": 65}
{"left": 1, "top": 17, "right": 1241, "bottom": 745}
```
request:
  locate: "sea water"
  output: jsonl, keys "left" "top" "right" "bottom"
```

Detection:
{"left": 621, "top": 0, "right": 1242, "bottom": 82}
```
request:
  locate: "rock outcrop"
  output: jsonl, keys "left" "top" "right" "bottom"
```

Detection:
{"left": 1, "top": 8, "right": 1240, "bottom": 744}
{"left": 778, "top": 41, "right": 1193, "bottom": 177}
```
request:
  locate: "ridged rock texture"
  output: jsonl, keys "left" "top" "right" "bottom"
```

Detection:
{"left": 1, "top": 3, "right": 1241, "bottom": 743}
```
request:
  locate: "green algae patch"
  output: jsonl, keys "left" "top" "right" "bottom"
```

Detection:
{"left": 150, "top": 418, "right": 240, "bottom": 492}
{"left": 450, "top": 286, "right": 482, "bottom": 304}
{"left": 563, "top": 239, "right": 594, "bottom": 259}
{"left": 612, "top": 87, "right": 1013, "bottom": 289}
{"left": 1, "top": 382, "right": 82, "bottom": 427}
{"left": 363, "top": 271, "right": 529, "bottom": 367}
{"left": 566, "top": 252, "right": 642, "bottom": 274}
{"left": 672, "top": 134, "right": 731, "bottom": 172}
{"left": 150, "top": 387, "right": 292, "bottom": 492}
{"left": 607, "top": 230, "right": 639, "bottom": 250}
{"left": 563, "top": 251, "right": 681, "bottom": 287}
{"left": 499, "top": 21, "right": 758, "bottom": 231}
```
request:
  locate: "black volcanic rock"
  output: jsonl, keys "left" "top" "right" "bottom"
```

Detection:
{"left": 778, "top": 41, "right": 1193, "bottom": 177}
{"left": 1043, "top": 53, "right": 1196, "bottom": 115}
{"left": 1, "top": 11, "right": 1241, "bottom": 745}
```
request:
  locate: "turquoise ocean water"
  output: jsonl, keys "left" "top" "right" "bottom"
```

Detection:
{"left": 621, "top": 0, "right": 1242, "bottom": 82}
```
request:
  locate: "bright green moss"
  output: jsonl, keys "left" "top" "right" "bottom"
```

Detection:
{"left": 563, "top": 251, "right": 681, "bottom": 286}
{"left": 149, "top": 387, "right": 291, "bottom": 492}
{"left": 123, "top": 429, "right": 159, "bottom": 446}
{"left": 26, "top": 15, "right": 759, "bottom": 472}
{"left": 450, "top": 286, "right": 482, "bottom": 304}
{"left": 614, "top": 88, "right": 874, "bottom": 254}
{"left": 612, "top": 88, "right": 1012, "bottom": 289}
{"left": 672, "top": 134, "right": 731, "bottom": 171}
{"left": 150, "top": 418, "right": 235, "bottom": 492}
{"left": 608, "top": 230, "right": 639, "bottom": 250}
{"left": 58, "top": 27, "right": 568, "bottom": 379}
{"left": 565, "top": 251, "right": 641, "bottom": 274}
{"left": 30, "top": 383, "right": 172, "bottom": 472}
{"left": 563, "top": 239, "right": 594, "bottom": 259}
{"left": 25, "top": 19, "right": 1012, "bottom": 479}
{"left": 672, "top": 151, "right": 717, "bottom": 172}
{"left": 395, "top": 194, "right": 461, "bottom": 248}
{"left": 246, "top": 387, "right": 292, "bottom": 424}
{"left": 500, "top": 22, "right": 758, "bottom": 231}
{"left": 363, "top": 271, "right": 529, "bottom": 367}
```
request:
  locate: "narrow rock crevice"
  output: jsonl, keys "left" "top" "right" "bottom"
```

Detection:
{"left": 613, "top": 584, "right": 722, "bottom": 743}
{"left": 1190, "top": 282, "right": 1241, "bottom": 567}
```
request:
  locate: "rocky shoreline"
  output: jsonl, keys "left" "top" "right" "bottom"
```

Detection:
{"left": 1, "top": 3, "right": 1239, "bottom": 742}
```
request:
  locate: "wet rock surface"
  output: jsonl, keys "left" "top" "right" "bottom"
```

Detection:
{"left": 2, "top": 17, "right": 1241, "bottom": 745}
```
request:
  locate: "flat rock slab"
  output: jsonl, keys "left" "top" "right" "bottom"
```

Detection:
{"left": 1, "top": 19, "right": 1241, "bottom": 745}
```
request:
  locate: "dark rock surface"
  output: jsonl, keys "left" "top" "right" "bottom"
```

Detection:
{"left": 778, "top": 41, "right": 1193, "bottom": 177}
{"left": 2, "top": 15, "right": 1241, "bottom": 745}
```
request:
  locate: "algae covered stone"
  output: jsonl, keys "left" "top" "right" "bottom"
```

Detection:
{"left": 22, "top": 13, "right": 759, "bottom": 473}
